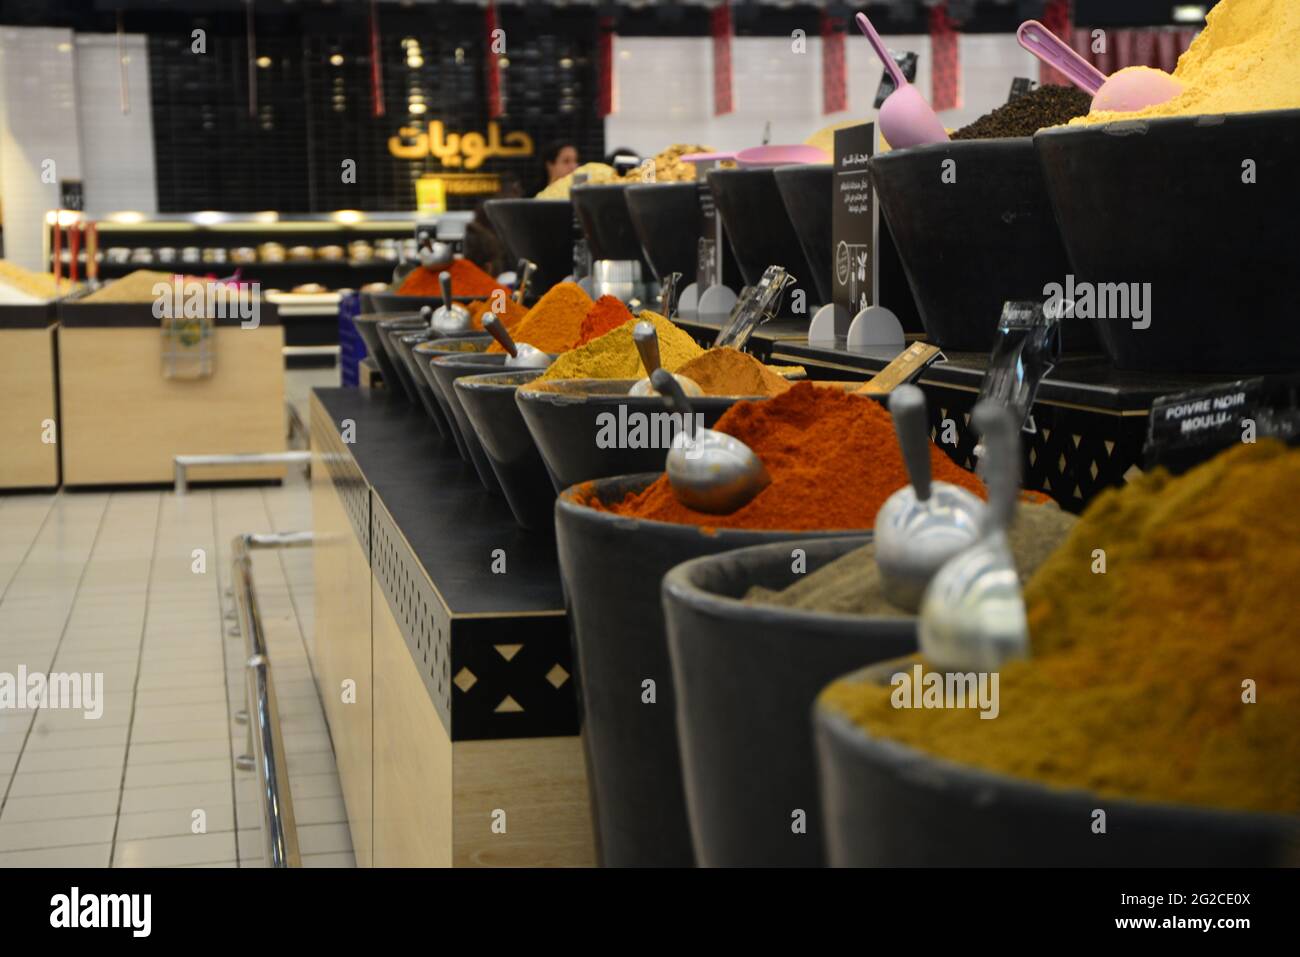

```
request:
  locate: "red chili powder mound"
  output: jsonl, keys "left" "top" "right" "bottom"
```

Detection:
{"left": 575, "top": 295, "right": 634, "bottom": 347}
{"left": 583, "top": 382, "right": 986, "bottom": 531}
{"left": 398, "top": 258, "right": 505, "bottom": 298}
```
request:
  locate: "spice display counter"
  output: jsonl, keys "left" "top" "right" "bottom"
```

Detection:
{"left": 57, "top": 301, "right": 286, "bottom": 486}
{"left": 0, "top": 305, "right": 60, "bottom": 489}
{"left": 310, "top": 386, "right": 592, "bottom": 867}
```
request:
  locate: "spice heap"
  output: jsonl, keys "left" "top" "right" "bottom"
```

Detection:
{"left": 468, "top": 296, "right": 528, "bottom": 330}
{"left": 536, "top": 163, "right": 621, "bottom": 199}
{"left": 1073, "top": 0, "right": 1300, "bottom": 125}
{"left": 745, "top": 505, "right": 1076, "bottom": 617}
{"left": 821, "top": 441, "right": 1300, "bottom": 815}
{"left": 0, "top": 261, "right": 72, "bottom": 303}
{"left": 623, "top": 144, "right": 717, "bottom": 183}
{"left": 398, "top": 258, "right": 505, "bottom": 298}
{"left": 575, "top": 296, "right": 635, "bottom": 347}
{"left": 674, "top": 348, "right": 792, "bottom": 397}
{"left": 81, "top": 269, "right": 208, "bottom": 303}
{"left": 951, "top": 84, "right": 1093, "bottom": 139}
{"left": 583, "top": 383, "right": 984, "bottom": 531}
{"left": 486, "top": 282, "right": 594, "bottom": 354}
{"left": 534, "top": 311, "right": 703, "bottom": 383}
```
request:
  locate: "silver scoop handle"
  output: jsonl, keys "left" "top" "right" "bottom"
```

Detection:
{"left": 514, "top": 259, "right": 536, "bottom": 304}
{"left": 633, "top": 320, "right": 661, "bottom": 378}
{"left": 482, "top": 315, "right": 518, "bottom": 358}
{"left": 651, "top": 368, "right": 693, "bottom": 418}
{"left": 439, "top": 270, "right": 454, "bottom": 304}
{"left": 973, "top": 400, "right": 1019, "bottom": 536}
{"left": 889, "top": 384, "right": 932, "bottom": 502}
{"left": 659, "top": 271, "right": 683, "bottom": 319}
{"left": 420, "top": 304, "right": 434, "bottom": 327}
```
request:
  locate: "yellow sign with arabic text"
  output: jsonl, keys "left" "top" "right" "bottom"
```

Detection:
{"left": 389, "top": 120, "right": 534, "bottom": 170}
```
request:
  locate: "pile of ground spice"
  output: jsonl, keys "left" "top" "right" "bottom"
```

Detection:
{"left": 486, "top": 282, "right": 594, "bottom": 354}
{"left": 534, "top": 310, "right": 703, "bottom": 382}
{"left": 575, "top": 296, "right": 634, "bottom": 347}
{"left": 1073, "top": 0, "right": 1300, "bottom": 125}
{"left": 82, "top": 269, "right": 209, "bottom": 303}
{"left": 744, "top": 504, "right": 1076, "bottom": 617}
{"left": 820, "top": 440, "right": 1300, "bottom": 815}
{"left": 951, "top": 84, "right": 1093, "bottom": 140}
{"left": 398, "top": 257, "right": 505, "bottom": 298}
{"left": 675, "top": 348, "right": 792, "bottom": 397}
{"left": 467, "top": 296, "right": 528, "bottom": 330}
{"left": 583, "top": 382, "right": 984, "bottom": 530}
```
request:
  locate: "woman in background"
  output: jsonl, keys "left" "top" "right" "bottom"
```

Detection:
{"left": 538, "top": 140, "right": 579, "bottom": 192}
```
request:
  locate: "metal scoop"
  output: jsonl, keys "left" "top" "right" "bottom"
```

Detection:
{"left": 873, "top": 385, "right": 985, "bottom": 613}
{"left": 430, "top": 270, "right": 472, "bottom": 336}
{"left": 514, "top": 259, "right": 536, "bottom": 305}
{"left": 652, "top": 368, "right": 770, "bottom": 515}
{"left": 659, "top": 271, "right": 683, "bottom": 320}
{"left": 483, "top": 314, "right": 551, "bottom": 369}
{"left": 629, "top": 319, "right": 702, "bottom": 397}
{"left": 917, "top": 401, "right": 1029, "bottom": 672}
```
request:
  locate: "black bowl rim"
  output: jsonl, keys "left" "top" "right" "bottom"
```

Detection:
{"left": 556, "top": 471, "right": 874, "bottom": 539}
{"left": 870, "top": 135, "right": 1040, "bottom": 164}
{"left": 663, "top": 534, "right": 922, "bottom": 631}
{"left": 569, "top": 181, "right": 632, "bottom": 195}
{"left": 1032, "top": 105, "right": 1300, "bottom": 142}
{"left": 516, "top": 377, "right": 776, "bottom": 405}
{"left": 483, "top": 197, "right": 573, "bottom": 209}
{"left": 770, "top": 161, "right": 834, "bottom": 175}
{"left": 454, "top": 369, "right": 547, "bottom": 392}
{"left": 624, "top": 181, "right": 702, "bottom": 195}
{"left": 413, "top": 333, "right": 492, "bottom": 354}
{"left": 429, "top": 351, "right": 510, "bottom": 370}
{"left": 816, "top": 659, "right": 1300, "bottom": 831}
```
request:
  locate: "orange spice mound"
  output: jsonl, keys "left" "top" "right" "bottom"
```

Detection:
{"left": 675, "top": 347, "right": 792, "bottom": 397}
{"left": 398, "top": 258, "right": 506, "bottom": 298}
{"left": 487, "top": 282, "right": 594, "bottom": 354}
{"left": 575, "top": 296, "right": 635, "bottom": 347}
{"left": 468, "top": 296, "right": 528, "bottom": 330}
{"left": 582, "top": 382, "right": 985, "bottom": 530}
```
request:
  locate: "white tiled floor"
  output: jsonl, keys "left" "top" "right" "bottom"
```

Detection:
{"left": 0, "top": 369, "right": 353, "bottom": 868}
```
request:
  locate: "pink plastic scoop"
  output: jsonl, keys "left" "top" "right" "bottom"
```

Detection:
{"left": 679, "top": 145, "right": 829, "bottom": 167}
{"left": 855, "top": 12, "right": 948, "bottom": 150}
{"left": 1016, "top": 20, "right": 1182, "bottom": 114}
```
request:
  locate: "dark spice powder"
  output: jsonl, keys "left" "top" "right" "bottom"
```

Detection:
{"left": 950, "top": 84, "right": 1094, "bottom": 140}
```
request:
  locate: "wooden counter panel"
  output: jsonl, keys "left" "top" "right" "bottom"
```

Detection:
{"left": 59, "top": 325, "right": 286, "bottom": 485}
{"left": 0, "top": 326, "right": 59, "bottom": 488}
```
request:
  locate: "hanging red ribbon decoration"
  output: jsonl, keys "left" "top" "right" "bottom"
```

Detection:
{"left": 820, "top": 11, "right": 846, "bottom": 115}
{"left": 597, "top": 16, "right": 615, "bottom": 118}
{"left": 1039, "top": 0, "right": 1072, "bottom": 86}
{"left": 711, "top": 0, "right": 734, "bottom": 117}
{"left": 929, "top": 2, "right": 959, "bottom": 112}
{"left": 369, "top": 0, "right": 385, "bottom": 119}
{"left": 486, "top": 1, "right": 503, "bottom": 119}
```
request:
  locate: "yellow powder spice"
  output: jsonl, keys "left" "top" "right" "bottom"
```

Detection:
{"left": 534, "top": 311, "right": 704, "bottom": 382}
{"left": 1073, "top": 0, "right": 1300, "bottom": 125}
{"left": 820, "top": 440, "right": 1300, "bottom": 815}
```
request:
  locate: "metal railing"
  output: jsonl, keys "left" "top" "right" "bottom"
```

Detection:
{"left": 230, "top": 530, "right": 313, "bottom": 868}
{"left": 174, "top": 451, "right": 312, "bottom": 495}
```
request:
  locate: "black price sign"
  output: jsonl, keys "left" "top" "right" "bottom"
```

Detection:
{"left": 831, "top": 123, "right": 875, "bottom": 337}
{"left": 874, "top": 51, "right": 918, "bottom": 109}
{"left": 60, "top": 180, "right": 84, "bottom": 212}
{"left": 1007, "top": 77, "right": 1037, "bottom": 102}
{"left": 1145, "top": 379, "right": 1264, "bottom": 472}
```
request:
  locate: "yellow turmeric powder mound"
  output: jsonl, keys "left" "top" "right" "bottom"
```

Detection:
{"left": 675, "top": 348, "right": 793, "bottom": 397}
{"left": 821, "top": 440, "right": 1300, "bottom": 815}
{"left": 1072, "top": 0, "right": 1300, "bottom": 125}
{"left": 487, "top": 282, "right": 593, "bottom": 354}
{"left": 533, "top": 311, "right": 704, "bottom": 383}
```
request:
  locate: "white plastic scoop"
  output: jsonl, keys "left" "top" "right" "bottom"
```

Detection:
{"left": 430, "top": 270, "right": 472, "bottom": 336}
{"left": 855, "top": 12, "right": 948, "bottom": 150}
{"left": 629, "top": 320, "right": 702, "bottom": 398}
{"left": 652, "top": 368, "right": 770, "bottom": 515}
{"left": 483, "top": 314, "right": 551, "bottom": 369}
{"left": 1016, "top": 20, "right": 1182, "bottom": 114}
{"left": 873, "top": 385, "right": 985, "bottom": 613}
{"left": 917, "top": 401, "right": 1029, "bottom": 672}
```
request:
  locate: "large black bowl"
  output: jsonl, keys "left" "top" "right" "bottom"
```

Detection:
{"left": 455, "top": 371, "right": 553, "bottom": 531}
{"left": 427, "top": 354, "right": 508, "bottom": 494}
{"left": 662, "top": 537, "right": 915, "bottom": 866}
{"left": 570, "top": 183, "right": 653, "bottom": 275}
{"left": 706, "top": 168, "right": 817, "bottom": 317}
{"left": 1035, "top": 109, "right": 1300, "bottom": 372}
{"left": 625, "top": 181, "right": 744, "bottom": 290}
{"left": 376, "top": 316, "right": 432, "bottom": 403}
{"left": 396, "top": 329, "right": 452, "bottom": 435}
{"left": 554, "top": 475, "right": 867, "bottom": 866}
{"left": 772, "top": 164, "right": 834, "bottom": 306}
{"left": 353, "top": 311, "right": 422, "bottom": 391}
{"left": 483, "top": 199, "right": 575, "bottom": 294}
{"left": 516, "top": 380, "right": 748, "bottom": 493}
{"left": 412, "top": 335, "right": 493, "bottom": 458}
{"left": 815, "top": 659, "right": 1300, "bottom": 866}
{"left": 872, "top": 137, "right": 1098, "bottom": 353}
{"left": 367, "top": 290, "right": 478, "bottom": 315}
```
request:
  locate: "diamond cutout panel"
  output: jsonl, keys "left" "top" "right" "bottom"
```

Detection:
{"left": 494, "top": 643, "right": 523, "bottom": 661}
{"left": 494, "top": 695, "right": 524, "bottom": 713}
{"left": 454, "top": 667, "right": 477, "bottom": 693}
{"left": 546, "top": 664, "right": 570, "bottom": 689}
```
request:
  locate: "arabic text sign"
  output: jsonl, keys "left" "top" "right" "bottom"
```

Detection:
{"left": 388, "top": 120, "right": 534, "bottom": 170}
